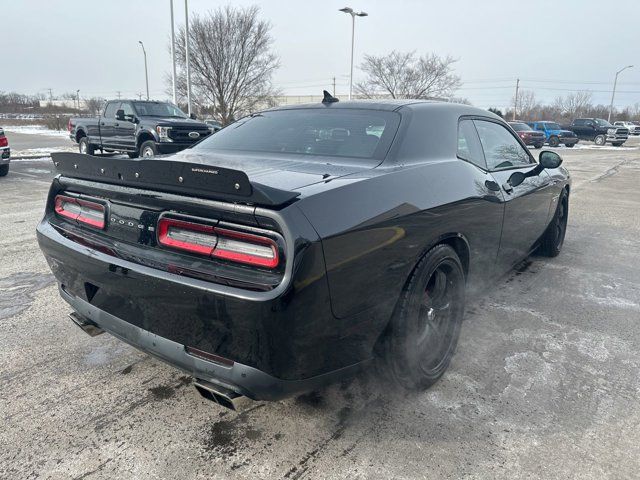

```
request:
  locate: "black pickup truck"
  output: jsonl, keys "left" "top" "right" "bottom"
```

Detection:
{"left": 68, "top": 100, "right": 212, "bottom": 158}
{"left": 564, "top": 118, "right": 629, "bottom": 146}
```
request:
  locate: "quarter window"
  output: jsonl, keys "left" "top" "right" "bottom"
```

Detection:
{"left": 473, "top": 120, "right": 533, "bottom": 170}
{"left": 457, "top": 120, "right": 486, "bottom": 169}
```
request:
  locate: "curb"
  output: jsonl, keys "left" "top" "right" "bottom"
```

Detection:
{"left": 11, "top": 154, "right": 54, "bottom": 160}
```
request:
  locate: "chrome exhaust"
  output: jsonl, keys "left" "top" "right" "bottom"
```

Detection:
{"left": 68, "top": 312, "right": 104, "bottom": 337}
{"left": 194, "top": 379, "right": 252, "bottom": 411}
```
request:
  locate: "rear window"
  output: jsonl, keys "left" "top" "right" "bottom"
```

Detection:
{"left": 195, "top": 109, "right": 400, "bottom": 160}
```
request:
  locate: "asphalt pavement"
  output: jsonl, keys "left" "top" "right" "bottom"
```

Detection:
{"left": 1, "top": 139, "right": 639, "bottom": 479}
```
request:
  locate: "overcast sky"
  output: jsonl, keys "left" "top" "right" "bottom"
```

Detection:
{"left": 5, "top": 0, "right": 640, "bottom": 109}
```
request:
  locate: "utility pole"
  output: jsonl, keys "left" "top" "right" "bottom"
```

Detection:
{"left": 47, "top": 88, "right": 53, "bottom": 104}
{"left": 116, "top": 91, "right": 122, "bottom": 99}
{"left": 512, "top": 78, "right": 520, "bottom": 121}
{"left": 185, "top": 0, "right": 192, "bottom": 116}
{"left": 76, "top": 90, "right": 80, "bottom": 111}
{"left": 332, "top": 77, "right": 336, "bottom": 96}
{"left": 170, "top": 0, "right": 178, "bottom": 104}
{"left": 137, "top": 92, "right": 143, "bottom": 100}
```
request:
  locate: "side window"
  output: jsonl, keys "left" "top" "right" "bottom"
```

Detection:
{"left": 473, "top": 120, "right": 533, "bottom": 170}
{"left": 457, "top": 119, "right": 486, "bottom": 169}
{"left": 536, "top": 124, "right": 546, "bottom": 131}
{"left": 104, "top": 102, "right": 119, "bottom": 119}
{"left": 121, "top": 102, "right": 135, "bottom": 119}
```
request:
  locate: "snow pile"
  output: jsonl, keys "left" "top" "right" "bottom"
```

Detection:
{"left": 2, "top": 125, "right": 69, "bottom": 138}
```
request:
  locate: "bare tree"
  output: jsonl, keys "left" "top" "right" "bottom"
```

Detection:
{"left": 512, "top": 90, "right": 539, "bottom": 120}
{"left": 553, "top": 91, "right": 593, "bottom": 119}
{"left": 355, "top": 51, "right": 461, "bottom": 100}
{"left": 170, "top": 5, "right": 280, "bottom": 125}
{"left": 85, "top": 97, "right": 106, "bottom": 115}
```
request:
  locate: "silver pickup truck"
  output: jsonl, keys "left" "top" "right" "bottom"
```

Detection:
{"left": 0, "top": 127, "right": 10, "bottom": 176}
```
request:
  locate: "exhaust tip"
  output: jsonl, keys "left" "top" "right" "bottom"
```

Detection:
{"left": 68, "top": 312, "right": 104, "bottom": 337}
{"left": 194, "top": 379, "right": 252, "bottom": 411}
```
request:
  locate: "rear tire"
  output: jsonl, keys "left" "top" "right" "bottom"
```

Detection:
{"left": 565, "top": 143, "right": 575, "bottom": 148}
{"left": 380, "top": 244, "right": 465, "bottom": 391}
{"left": 539, "top": 189, "right": 569, "bottom": 257}
{"left": 548, "top": 136, "right": 560, "bottom": 147}
{"left": 594, "top": 135, "right": 606, "bottom": 146}
{"left": 78, "top": 137, "right": 95, "bottom": 155}
{"left": 0, "top": 164, "right": 9, "bottom": 177}
{"left": 139, "top": 140, "right": 158, "bottom": 158}
{"left": 534, "top": 143, "right": 543, "bottom": 149}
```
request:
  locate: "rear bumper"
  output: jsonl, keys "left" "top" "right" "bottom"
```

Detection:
{"left": 59, "top": 285, "right": 363, "bottom": 400}
{"left": 1, "top": 147, "right": 9, "bottom": 162}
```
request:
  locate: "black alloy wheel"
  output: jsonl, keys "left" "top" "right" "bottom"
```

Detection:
{"left": 382, "top": 244, "right": 465, "bottom": 390}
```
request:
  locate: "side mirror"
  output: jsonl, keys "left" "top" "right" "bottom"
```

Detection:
{"left": 189, "top": 113, "right": 197, "bottom": 120}
{"left": 539, "top": 150, "right": 563, "bottom": 169}
{"left": 115, "top": 109, "right": 125, "bottom": 121}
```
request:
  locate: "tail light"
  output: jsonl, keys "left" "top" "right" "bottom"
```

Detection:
{"left": 157, "top": 217, "right": 279, "bottom": 268}
{"left": 54, "top": 195, "right": 106, "bottom": 229}
{"left": 0, "top": 136, "right": 7, "bottom": 147}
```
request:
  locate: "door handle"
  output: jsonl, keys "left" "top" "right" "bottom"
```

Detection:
{"left": 100, "top": 122, "right": 105, "bottom": 126}
{"left": 502, "top": 183, "right": 514, "bottom": 194}
{"left": 115, "top": 123, "right": 119, "bottom": 127}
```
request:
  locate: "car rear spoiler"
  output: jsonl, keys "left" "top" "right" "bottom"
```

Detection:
{"left": 50, "top": 152, "right": 300, "bottom": 207}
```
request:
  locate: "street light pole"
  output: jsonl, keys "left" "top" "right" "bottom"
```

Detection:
{"left": 170, "top": 0, "right": 177, "bottom": 104}
{"left": 185, "top": 0, "right": 192, "bottom": 116}
{"left": 138, "top": 41, "right": 150, "bottom": 100}
{"left": 608, "top": 65, "right": 633, "bottom": 122}
{"left": 339, "top": 7, "right": 368, "bottom": 100}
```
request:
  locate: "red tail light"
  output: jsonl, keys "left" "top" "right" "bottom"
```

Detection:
{"left": 54, "top": 195, "right": 106, "bottom": 229}
{"left": 157, "top": 217, "right": 280, "bottom": 269}
{"left": 0, "top": 136, "right": 7, "bottom": 147}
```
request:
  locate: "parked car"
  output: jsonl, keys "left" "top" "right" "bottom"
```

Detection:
{"left": 507, "top": 122, "right": 546, "bottom": 148}
{"left": 527, "top": 121, "right": 579, "bottom": 148}
{"left": 204, "top": 118, "right": 223, "bottom": 132}
{"left": 613, "top": 121, "right": 640, "bottom": 135}
{"left": 564, "top": 118, "right": 629, "bottom": 146}
{"left": 38, "top": 101, "right": 570, "bottom": 409}
{"left": 68, "top": 100, "right": 212, "bottom": 158}
{"left": 0, "top": 127, "right": 10, "bottom": 176}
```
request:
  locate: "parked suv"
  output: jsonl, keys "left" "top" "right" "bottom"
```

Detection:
{"left": 0, "top": 127, "right": 10, "bottom": 176}
{"left": 507, "top": 122, "right": 546, "bottom": 148}
{"left": 613, "top": 121, "right": 640, "bottom": 135}
{"left": 565, "top": 118, "right": 628, "bottom": 146}
{"left": 527, "top": 121, "right": 579, "bottom": 148}
{"left": 68, "top": 100, "right": 212, "bottom": 158}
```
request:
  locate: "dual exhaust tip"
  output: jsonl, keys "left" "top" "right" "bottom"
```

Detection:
{"left": 69, "top": 311, "right": 250, "bottom": 411}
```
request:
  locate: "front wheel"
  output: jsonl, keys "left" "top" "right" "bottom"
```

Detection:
{"left": 534, "top": 143, "right": 544, "bottom": 149}
{"left": 548, "top": 136, "right": 560, "bottom": 147}
{"left": 0, "top": 164, "right": 9, "bottom": 177}
{"left": 594, "top": 135, "right": 606, "bottom": 146}
{"left": 380, "top": 244, "right": 465, "bottom": 390}
{"left": 78, "top": 137, "right": 95, "bottom": 155}
{"left": 139, "top": 140, "right": 158, "bottom": 158}
{"left": 565, "top": 143, "right": 575, "bottom": 148}
{"left": 539, "top": 189, "right": 569, "bottom": 257}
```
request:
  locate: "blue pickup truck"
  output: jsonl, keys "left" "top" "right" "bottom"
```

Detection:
{"left": 527, "top": 121, "right": 579, "bottom": 148}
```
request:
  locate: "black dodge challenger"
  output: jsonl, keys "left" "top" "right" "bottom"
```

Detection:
{"left": 37, "top": 99, "right": 570, "bottom": 409}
